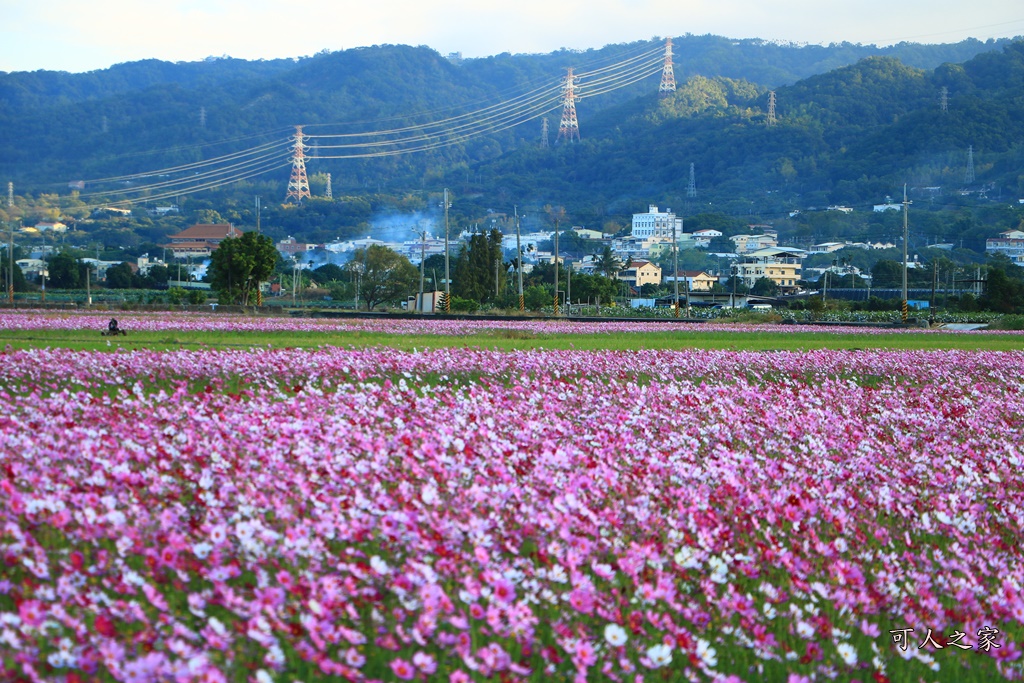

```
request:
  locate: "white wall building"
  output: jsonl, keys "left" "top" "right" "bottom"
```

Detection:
{"left": 631, "top": 205, "right": 683, "bottom": 239}
{"left": 986, "top": 230, "right": 1024, "bottom": 265}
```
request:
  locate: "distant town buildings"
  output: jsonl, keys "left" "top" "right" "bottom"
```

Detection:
{"left": 986, "top": 229, "right": 1024, "bottom": 265}
{"left": 730, "top": 233, "right": 778, "bottom": 254}
{"left": 33, "top": 221, "right": 68, "bottom": 233}
{"left": 163, "top": 223, "right": 242, "bottom": 259}
{"left": 277, "top": 236, "right": 317, "bottom": 257}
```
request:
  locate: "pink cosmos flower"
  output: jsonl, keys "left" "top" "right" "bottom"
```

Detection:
{"left": 412, "top": 651, "right": 437, "bottom": 674}
{"left": 569, "top": 587, "right": 595, "bottom": 614}
{"left": 389, "top": 658, "right": 415, "bottom": 680}
{"left": 492, "top": 578, "right": 515, "bottom": 604}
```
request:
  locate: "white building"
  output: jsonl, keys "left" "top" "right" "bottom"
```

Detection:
{"left": 986, "top": 230, "right": 1024, "bottom": 265}
{"left": 501, "top": 231, "right": 552, "bottom": 255}
{"left": 631, "top": 205, "right": 683, "bottom": 239}
{"left": 809, "top": 242, "right": 846, "bottom": 254}
{"left": 136, "top": 254, "right": 167, "bottom": 275}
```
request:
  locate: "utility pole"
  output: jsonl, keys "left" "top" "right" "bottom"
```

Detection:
{"left": 86, "top": 262, "right": 91, "bottom": 307}
{"left": 930, "top": 259, "right": 938, "bottom": 320}
{"left": 443, "top": 188, "right": 451, "bottom": 313}
{"left": 684, "top": 263, "right": 691, "bottom": 317}
{"left": 515, "top": 206, "right": 524, "bottom": 311}
{"left": 730, "top": 265, "right": 737, "bottom": 309}
{"left": 255, "top": 196, "right": 261, "bottom": 234}
{"left": 553, "top": 216, "right": 560, "bottom": 315}
{"left": 672, "top": 215, "right": 680, "bottom": 317}
{"left": 566, "top": 266, "right": 571, "bottom": 314}
{"left": 419, "top": 229, "right": 426, "bottom": 311}
{"left": 902, "top": 184, "right": 909, "bottom": 323}
{"left": 7, "top": 182, "right": 14, "bottom": 305}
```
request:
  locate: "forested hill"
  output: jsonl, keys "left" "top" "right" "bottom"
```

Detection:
{"left": 470, "top": 40, "right": 1024, "bottom": 218}
{"left": 0, "top": 34, "right": 1021, "bottom": 216}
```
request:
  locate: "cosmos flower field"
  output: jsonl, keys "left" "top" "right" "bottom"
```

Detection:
{"left": 1, "top": 316, "right": 1023, "bottom": 682}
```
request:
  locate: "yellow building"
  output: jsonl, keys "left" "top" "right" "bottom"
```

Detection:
{"left": 737, "top": 247, "right": 804, "bottom": 293}
{"left": 665, "top": 270, "right": 719, "bottom": 291}
{"left": 618, "top": 260, "right": 662, "bottom": 288}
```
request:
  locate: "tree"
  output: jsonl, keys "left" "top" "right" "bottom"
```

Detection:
{"left": 353, "top": 245, "right": 418, "bottom": 311}
{"left": 453, "top": 229, "right": 504, "bottom": 303}
{"left": 309, "top": 263, "right": 346, "bottom": 284}
{"left": 208, "top": 231, "right": 277, "bottom": 305}
{"left": 0, "top": 256, "right": 28, "bottom": 292}
{"left": 567, "top": 272, "right": 618, "bottom": 307}
{"left": 137, "top": 264, "right": 169, "bottom": 289}
{"left": 980, "top": 267, "right": 1024, "bottom": 313}
{"left": 524, "top": 284, "right": 551, "bottom": 311}
{"left": 870, "top": 259, "right": 904, "bottom": 288}
{"left": 595, "top": 245, "right": 623, "bottom": 280}
{"left": 751, "top": 277, "right": 779, "bottom": 296}
{"left": 47, "top": 252, "right": 82, "bottom": 289}
{"left": 105, "top": 262, "right": 134, "bottom": 289}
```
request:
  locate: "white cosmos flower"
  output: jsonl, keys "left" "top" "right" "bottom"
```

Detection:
{"left": 837, "top": 642, "right": 858, "bottom": 666}
{"left": 604, "top": 623, "right": 628, "bottom": 647}
{"left": 674, "top": 546, "right": 700, "bottom": 569}
{"left": 421, "top": 484, "right": 438, "bottom": 505}
{"left": 796, "top": 621, "right": 815, "bottom": 639}
{"left": 696, "top": 638, "right": 717, "bottom": 668}
{"left": 645, "top": 643, "right": 672, "bottom": 668}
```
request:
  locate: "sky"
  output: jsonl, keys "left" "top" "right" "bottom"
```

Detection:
{"left": 2, "top": 0, "right": 1024, "bottom": 73}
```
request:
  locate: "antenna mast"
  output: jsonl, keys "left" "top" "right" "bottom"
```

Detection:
{"left": 659, "top": 37, "right": 676, "bottom": 96}
{"left": 285, "top": 126, "right": 311, "bottom": 203}
{"left": 557, "top": 68, "right": 581, "bottom": 143}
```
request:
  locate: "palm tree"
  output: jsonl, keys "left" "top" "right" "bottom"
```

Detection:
{"left": 596, "top": 245, "right": 623, "bottom": 280}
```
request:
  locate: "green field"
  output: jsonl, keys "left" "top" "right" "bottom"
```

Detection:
{"left": 4, "top": 326, "right": 1023, "bottom": 352}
